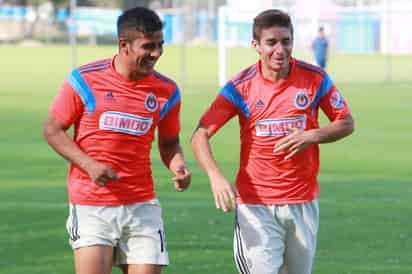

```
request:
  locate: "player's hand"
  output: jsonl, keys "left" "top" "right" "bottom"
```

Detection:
{"left": 274, "top": 128, "right": 316, "bottom": 160}
{"left": 83, "top": 159, "right": 120, "bottom": 186}
{"left": 209, "top": 172, "right": 236, "bottom": 213}
{"left": 172, "top": 166, "right": 191, "bottom": 192}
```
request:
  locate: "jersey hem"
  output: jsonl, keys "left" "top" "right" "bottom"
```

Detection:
{"left": 69, "top": 193, "right": 157, "bottom": 206}
{"left": 237, "top": 194, "right": 318, "bottom": 206}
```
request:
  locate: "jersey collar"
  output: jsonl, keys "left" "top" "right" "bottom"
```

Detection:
{"left": 257, "top": 58, "right": 296, "bottom": 89}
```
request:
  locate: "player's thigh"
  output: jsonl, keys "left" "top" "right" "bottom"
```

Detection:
{"left": 283, "top": 200, "right": 319, "bottom": 274}
{"left": 74, "top": 245, "right": 114, "bottom": 274}
{"left": 66, "top": 204, "right": 120, "bottom": 249}
{"left": 121, "top": 264, "right": 162, "bottom": 274}
{"left": 234, "top": 204, "right": 286, "bottom": 274}
{"left": 115, "top": 199, "right": 169, "bottom": 266}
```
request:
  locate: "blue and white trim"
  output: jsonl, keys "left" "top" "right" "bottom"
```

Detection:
{"left": 160, "top": 87, "right": 181, "bottom": 120}
{"left": 311, "top": 72, "right": 333, "bottom": 114}
{"left": 67, "top": 69, "right": 96, "bottom": 114}
{"left": 220, "top": 83, "right": 250, "bottom": 118}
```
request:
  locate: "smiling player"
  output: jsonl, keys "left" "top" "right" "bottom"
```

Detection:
{"left": 191, "top": 9, "right": 354, "bottom": 274}
{"left": 44, "top": 6, "right": 191, "bottom": 274}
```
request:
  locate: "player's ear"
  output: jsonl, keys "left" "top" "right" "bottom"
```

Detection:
{"left": 119, "top": 38, "right": 129, "bottom": 54}
{"left": 252, "top": 39, "right": 261, "bottom": 54}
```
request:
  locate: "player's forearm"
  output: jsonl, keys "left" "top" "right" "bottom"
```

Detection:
{"left": 191, "top": 129, "right": 223, "bottom": 178}
{"left": 158, "top": 137, "right": 187, "bottom": 172}
{"left": 312, "top": 115, "right": 354, "bottom": 144}
{"left": 44, "top": 126, "right": 94, "bottom": 171}
{"left": 164, "top": 148, "right": 187, "bottom": 173}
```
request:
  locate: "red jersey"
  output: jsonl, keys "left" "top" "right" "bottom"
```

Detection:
{"left": 200, "top": 58, "right": 351, "bottom": 205}
{"left": 51, "top": 56, "right": 181, "bottom": 205}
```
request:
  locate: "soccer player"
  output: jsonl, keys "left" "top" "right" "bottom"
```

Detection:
{"left": 43, "top": 7, "right": 191, "bottom": 274}
{"left": 191, "top": 9, "right": 354, "bottom": 274}
{"left": 312, "top": 26, "right": 329, "bottom": 69}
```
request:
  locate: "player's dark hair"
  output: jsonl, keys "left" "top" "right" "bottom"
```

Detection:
{"left": 253, "top": 9, "right": 293, "bottom": 41}
{"left": 117, "top": 6, "right": 163, "bottom": 40}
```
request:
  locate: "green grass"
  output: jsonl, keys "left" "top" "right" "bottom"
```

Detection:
{"left": 0, "top": 45, "right": 411, "bottom": 274}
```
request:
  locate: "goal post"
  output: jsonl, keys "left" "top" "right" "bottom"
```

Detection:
{"left": 217, "top": 6, "right": 257, "bottom": 86}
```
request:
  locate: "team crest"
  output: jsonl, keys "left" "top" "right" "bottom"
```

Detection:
{"left": 294, "top": 91, "right": 310, "bottom": 110}
{"left": 330, "top": 90, "right": 344, "bottom": 109}
{"left": 145, "top": 93, "right": 158, "bottom": 112}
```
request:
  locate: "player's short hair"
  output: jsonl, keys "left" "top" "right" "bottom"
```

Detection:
{"left": 117, "top": 6, "right": 163, "bottom": 40}
{"left": 253, "top": 9, "right": 293, "bottom": 41}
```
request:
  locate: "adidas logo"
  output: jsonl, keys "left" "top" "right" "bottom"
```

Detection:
{"left": 104, "top": 92, "right": 115, "bottom": 102}
{"left": 255, "top": 99, "right": 265, "bottom": 109}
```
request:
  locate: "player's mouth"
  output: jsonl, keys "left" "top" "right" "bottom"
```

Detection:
{"left": 273, "top": 55, "right": 286, "bottom": 63}
{"left": 271, "top": 53, "right": 290, "bottom": 67}
{"left": 141, "top": 58, "right": 157, "bottom": 69}
{"left": 270, "top": 58, "right": 285, "bottom": 68}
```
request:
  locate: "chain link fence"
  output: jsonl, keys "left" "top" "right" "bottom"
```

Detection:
{"left": 1, "top": 0, "right": 411, "bottom": 83}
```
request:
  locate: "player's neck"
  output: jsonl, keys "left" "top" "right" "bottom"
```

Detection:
{"left": 261, "top": 64, "right": 290, "bottom": 83}
{"left": 114, "top": 55, "right": 146, "bottom": 81}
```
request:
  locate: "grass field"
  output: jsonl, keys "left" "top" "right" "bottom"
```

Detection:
{"left": 0, "top": 45, "right": 411, "bottom": 274}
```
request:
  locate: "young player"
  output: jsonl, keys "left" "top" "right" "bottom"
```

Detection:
{"left": 191, "top": 9, "right": 354, "bottom": 274}
{"left": 44, "top": 7, "right": 191, "bottom": 274}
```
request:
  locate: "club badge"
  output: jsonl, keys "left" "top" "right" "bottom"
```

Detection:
{"left": 145, "top": 93, "right": 158, "bottom": 112}
{"left": 294, "top": 91, "right": 310, "bottom": 110}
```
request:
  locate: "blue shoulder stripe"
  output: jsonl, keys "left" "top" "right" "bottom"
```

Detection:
{"left": 160, "top": 87, "right": 181, "bottom": 120}
{"left": 311, "top": 72, "right": 333, "bottom": 113}
{"left": 220, "top": 82, "right": 250, "bottom": 118}
{"left": 67, "top": 69, "right": 96, "bottom": 114}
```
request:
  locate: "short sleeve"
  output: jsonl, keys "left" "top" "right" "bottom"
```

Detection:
{"left": 313, "top": 72, "right": 351, "bottom": 121}
{"left": 158, "top": 87, "right": 181, "bottom": 138}
{"left": 319, "top": 86, "right": 351, "bottom": 121}
{"left": 50, "top": 80, "right": 84, "bottom": 126}
{"left": 199, "top": 82, "right": 251, "bottom": 134}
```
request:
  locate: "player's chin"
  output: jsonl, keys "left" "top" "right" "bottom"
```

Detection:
{"left": 138, "top": 63, "right": 155, "bottom": 74}
{"left": 271, "top": 61, "right": 290, "bottom": 72}
{"left": 269, "top": 64, "right": 282, "bottom": 72}
{"left": 145, "top": 64, "right": 155, "bottom": 71}
{"left": 136, "top": 67, "right": 153, "bottom": 76}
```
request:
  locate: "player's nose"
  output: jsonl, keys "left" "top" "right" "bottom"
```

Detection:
{"left": 150, "top": 47, "right": 163, "bottom": 58}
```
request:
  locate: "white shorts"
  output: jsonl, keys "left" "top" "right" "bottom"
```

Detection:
{"left": 234, "top": 200, "right": 319, "bottom": 274}
{"left": 66, "top": 199, "right": 169, "bottom": 266}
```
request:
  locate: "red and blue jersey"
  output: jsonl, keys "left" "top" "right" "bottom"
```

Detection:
{"left": 50, "top": 56, "right": 181, "bottom": 205}
{"left": 200, "top": 58, "right": 351, "bottom": 205}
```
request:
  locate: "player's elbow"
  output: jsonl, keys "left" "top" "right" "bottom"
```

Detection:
{"left": 190, "top": 130, "right": 201, "bottom": 151}
{"left": 43, "top": 121, "right": 56, "bottom": 145}
{"left": 344, "top": 115, "right": 355, "bottom": 137}
{"left": 43, "top": 116, "right": 65, "bottom": 145}
{"left": 191, "top": 127, "right": 208, "bottom": 151}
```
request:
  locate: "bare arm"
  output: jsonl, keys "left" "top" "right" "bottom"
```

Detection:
{"left": 158, "top": 135, "right": 191, "bottom": 192}
{"left": 43, "top": 113, "right": 119, "bottom": 185}
{"left": 191, "top": 124, "right": 236, "bottom": 212}
{"left": 274, "top": 115, "right": 355, "bottom": 159}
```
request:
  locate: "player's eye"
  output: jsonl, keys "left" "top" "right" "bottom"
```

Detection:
{"left": 265, "top": 39, "right": 278, "bottom": 46}
{"left": 143, "top": 43, "right": 156, "bottom": 50}
{"left": 142, "top": 42, "right": 163, "bottom": 51}
{"left": 282, "top": 39, "right": 291, "bottom": 46}
{"left": 156, "top": 42, "right": 164, "bottom": 50}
